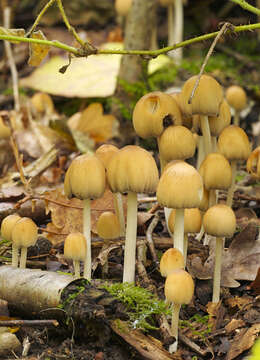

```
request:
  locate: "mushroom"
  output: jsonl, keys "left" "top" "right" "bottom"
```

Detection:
{"left": 217, "top": 125, "right": 251, "bottom": 207}
{"left": 96, "top": 211, "right": 120, "bottom": 276}
{"left": 64, "top": 153, "right": 106, "bottom": 280}
{"left": 164, "top": 269, "right": 194, "bottom": 352}
{"left": 225, "top": 85, "right": 247, "bottom": 126}
{"left": 203, "top": 204, "right": 236, "bottom": 303}
{"left": 247, "top": 146, "right": 260, "bottom": 178}
{"left": 64, "top": 233, "right": 87, "bottom": 278}
{"left": 156, "top": 160, "right": 203, "bottom": 254}
{"left": 160, "top": 248, "right": 184, "bottom": 277}
{"left": 11, "top": 217, "right": 38, "bottom": 269}
{"left": 1, "top": 214, "right": 21, "bottom": 267}
{"left": 107, "top": 145, "right": 159, "bottom": 283}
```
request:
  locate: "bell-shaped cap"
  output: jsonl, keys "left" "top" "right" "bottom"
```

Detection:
{"left": 170, "top": 92, "right": 193, "bottom": 128}
{"left": 199, "top": 153, "right": 232, "bottom": 190}
{"left": 157, "top": 161, "right": 203, "bottom": 209}
{"left": 168, "top": 208, "right": 201, "bottom": 234}
{"left": 208, "top": 100, "right": 231, "bottom": 136}
{"left": 247, "top": 146, "right": 260, "bottom": 178}
{"left": 64, "top": 232, "right": 86, "bottom": 261}
{"left": 1, "top": 214, "right": 21, "bottom": 241}
{"left": 133, "top": 91, "right": 182, "bottom": 138}
{"left": 165, "top": 269, "right": 194, "bottom": 305}
{"left": 160, "top": 248, "right": 184, "bottom": 277}
{"left": 95, "top": 144, "right": 119, "bottom": 170}
{"left": 218, "top": 125, "right": 251, "bottom": 161}
{"left": 115, "top": 0, "right": 132, "bottom": 16}
{"left": 107, "top": 145, "right": 159, "bottom": 194}
{"left": 64, "top": 153, "right": 106, "bottom": 200}
{"left": 97, "top": 211, "right": 120, "bottom": 240}
{"left": 12, "top": 217, "right": 38, "bottom": 248}
{"left": 226, "top": 85, "right": 247, "bottom": 112}
{"left": 203, "top": 204, "right": 236, "bottom": 237}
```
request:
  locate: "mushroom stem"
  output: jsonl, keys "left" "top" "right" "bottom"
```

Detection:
{"left": 233, "top": 110, "right": 240, "bottom": 126}
{"left": 123, "top": 191, "right": 138, "bottom": 283}
{"left": 196, "top": 136, "right": 205, "bottom": 169}
{"left": 19, "top": 247, "right": 27, "bottom": 269}
{"left": 200, "top": 115, "right": 212, "bottom": 156}
{"left": 167, "top": 3, "right": 174, "bottom": 48}
{"left": 83, "top": 198, "right": 92, "bottom": 280}
{"left": 213, "top": 237, "right": 224, "bottom": 303}
{"left": 183, "top": 233, "right": 188, "bottom": 266}
{"left": 169, "top": 0, "right": 183, "bottom": 63}
{"left": 169, "top": 302, "right": 181, "bottom": 353}
{"left": 12, "top": 245, "right": 19, "bottom": 267}
{"left": 173, "top": 208, "right": 184, "bottom": 254}
{"left": 113, "top": 193, "right": 125, "bottom": 236}
{"left": 226, "top": 160, "right": 237, "bottom": 207}
{"left": 73, "top": 260, "right": 80, "bottom": 278}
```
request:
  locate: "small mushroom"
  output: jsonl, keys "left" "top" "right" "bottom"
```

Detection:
{"left": 160, "top": 248, "right": 184, "bottom": 277}
{"left": 1, "top": 214, "right": 21, "bottom": 267}
{"left": 64, "top": 233, "right": 87, "bottom": 278}
{"left": 226, "top": 85, "right": 247, "bottom": 126}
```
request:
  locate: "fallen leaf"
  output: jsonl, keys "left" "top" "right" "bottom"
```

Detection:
{"left": 225, "top": 319, "right": 246, "bottom": 334}
{"left": 248, "top": 267, "right": 260, "bottom": 295}
{"left": 28, "top": 30, "right": 50, "bottom": 66}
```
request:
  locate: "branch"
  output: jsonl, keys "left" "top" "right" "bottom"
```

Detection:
{"left": 230, "top": 0, "right": 260, "bottom": 16}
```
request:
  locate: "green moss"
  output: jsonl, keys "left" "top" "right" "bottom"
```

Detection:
{"left": 179, "top": 314, "right": 212, "bottom": 341}
{"left": 59, "top": 281, "right": 89, "bottom": 309}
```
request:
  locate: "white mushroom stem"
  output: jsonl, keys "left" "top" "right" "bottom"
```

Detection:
{"left": 169, "top": 302, "right": 181, "bottom": 353}
{"left": 183, "top": 233, "right": 188, "bottom": 266}
{"left": 213, "top": 237, "right": 224, "bottom": 303}
{"left": 211, "top": 136, "right": 217, "bottom": 152}
{"left": 73, "top": 260, "right": 80, "bottom": 278}
{"left": 233, "top": 110, "right": 240, "bottom": 126}
{"left": 19, "top": 247, "right": 27, "bottom": 269}
{"left": 12, "top": 245, "right": 19, "bottom": 267}
{"left": 168, "top": 0, "right": 183, "bottom": 63}
{"left": 83, "top": 198, "right": 91, "bottom": 280}
{"left": 123, "top": 191, "right": 138, "bottom": 283}
{"left": 167, "top": 3, "right": 175, "bottom": 47}
{"left": 226, "top": 160, "right": 237, "bottom": 207}
{"left": 113, "top": 193, "right": 125, "bottom": 236}
{"left": 200, "top": 115, "right": 212, "bottom": 156}
{"left": 173, "top": 208, "right": 184, "bottom": 254}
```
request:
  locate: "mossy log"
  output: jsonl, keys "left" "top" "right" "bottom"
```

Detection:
{"left": 0, "top": 266, "right": 175, "bottom": 360}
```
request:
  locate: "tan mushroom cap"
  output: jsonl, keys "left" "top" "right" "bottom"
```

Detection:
{"left": 158, "top": 125, "right": 196, "bottom": 162}
{"left": 226, "top": 85, "right": 247, "bottom": 112}
{"left": 133, "top": 91, "right": 182, "bottom": 139}
{"left": 247, "top": 146, "right": 260, "bottom": 178}
{"left": 199, "top": 187, "right": 210, "bottom": 212}
{"left": 170, "top": 92, "right": 193, "bottom": 128}
{"left": 97, "top": 211, "right": 120, "bottom": 240}
{"left": 95, "top": 144, "right": 119, "bottom": 170}
{"left": 115, "top": 0, "right": 132, "bottom": 16}
{"left": 218, "top": 125, "right": 251, "bottom": 161}
{"left": 107, "top": 145, "right": 159, "bottom": 194}
{"left": 181, "top": 74, "right": 223, "bottom": 117}
{"left": 157, "top": 161, "right": 203, "bottom": 209}
{"left": 203, "top": 204, "right": 236, "bottom": 237}
{"left": 208, "top": 100, "right": 231, "bottom": 137}
{"left": 1, "top": 214, "right": 21, "bottom": 241}
{"left": 12, "top": 217, "right": 38, "bottom": 248}
{"left": 64, "top": 233, "right": 86, "bottom": 261}
{"left": 165, "top": 269, "right": 194, "bottom": 305}
{"left": 199, "top": 153, "right": 232, "bottom": 190}
{"left": 160, "top": 248, "right": 184, "bottom": 277}
{"left": 64, "top": 153, "right": 106, "bottom": 200}
{"left": 0, "top": 117, "right": 11, "bottom": 138}
{"left": 31, "top": 92, "right": 54, "bottom": 115}
{"left": 168, "top": 208, "right": 202, "bottom": 234}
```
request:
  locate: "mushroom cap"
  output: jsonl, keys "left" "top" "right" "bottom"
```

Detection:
{"left": 64, "top": 232, "right": 86, "bottom": 261}
{"left": 218, "top": 125, "right": 251, "bottom": 161}
{"left": 199, "top": 153, "right": 232, "bottom": 190}
{"left": 12, "top": 217, "right": 38, "bottom": 248}
{"left": 203, "top": 204, "right": 236, "bottom": 237}
{"left": 64, "top": 153, "right": 106, "bottom": 200}
{"left": 1, "top": 214, "right": 21, "bottom": 241}
{"left": 181, "top": 75, "right": 223, "bottom": 117}
{"left": 97, "top": 211, "right": 120, "bottom": 240}
{"left": 160, "top": 248, "right": 184, "bottom": 277}
{"left": 226, "top": 85, "right": 247, "bottom": 112}
{"left": 247, "top": 146, "right": 260, "bottom": 178}
{"left": 168, "top": 208, "right": 202, "bottom": 234}
{"left": 159, "top": 0, "right": 172, "bottom": 6}
{"left": 208, "top": 100, "right": 231, "bottom": 137}
{"left": 107, "top": 145, "right": 159, "bottom": 194}
{"left": 115, "top": 0, "right": 132, "bottom": 16}
{"left": 95, "top": 144, "right": 119, "bottom": 170}
{"left": 31, "top": 92, "right": 54, "bottom": 115}
{"left": 199, "top": 187, "right": 210, "bottom": 212}
{"left": 133, "top": 91, "right": 182, "bottom": 139}
{"left": 157, "top": 161, "right": 203, "bottom": 209}
{"left": 0, "top": 117, "right": 11, "bottom": 138}
{"left": 158, "top": 125, "right": 196, "bottom": 162}
{"left": 165, "top": 269, "right": 194, "bottom": 305}
{"left": 170, "top": 92, "right": 193, "bottom": 127}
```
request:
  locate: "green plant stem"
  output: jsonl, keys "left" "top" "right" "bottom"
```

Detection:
{"left": 83, "top": 198, "right": 91, "bottom": 280}
{"left": 230, "top": 0, "right": 260, "bottom": 16}
{"left": 26, "top": 0, "right": 56, "bottom": 36}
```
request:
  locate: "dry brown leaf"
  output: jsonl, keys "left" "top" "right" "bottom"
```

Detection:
{"left": 225, "top": 296, "right": 252, "bottom": 310}
{"left": 225, "top": 319, "right": 246, "bottom": 334}
{"left": 28, "top": 30, "right": 50, "bottom": 66}
{"left": 248, "top": 267, "right": 260, "bottom": 295}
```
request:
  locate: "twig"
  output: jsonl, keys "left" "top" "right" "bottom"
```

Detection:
{"left": 3, "top": 6, "right": 20, "bottom": 112}
{"left": 0, "top": 319, "right": 59, "bottom": 327}
{"left": 146, "top": 214, "right": 159, "bottom": 264}
{"left": 26, "top": 0, "right": 56, "bottom": 36}
{"left": 230, "top": 0, "right": 260, "bottom": 16}
{"left": 179, "top": 331, "right": 212, "bottom": 357}
{"left": 188, "top": 22, "right": 231, "bottom": 104}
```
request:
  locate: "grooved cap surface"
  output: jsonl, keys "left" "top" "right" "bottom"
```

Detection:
{"left": 226, "top": 85, "right": 247, "bottom": 111}
{"left": 64, "top": 232, "right": 86, "bottom": 261}
{"left": 97, "top": 211, "right": 120, "bottom": 240}
{"left": 203, "top": 204, "right": 236, "bottom": 237}
{"left": 160, "top": 248, "right": 184, "bottom": 277}
{"left": 165, "top": 269, "right": 194, "bottom": 304}
{"left": 95, "top": 144, "right": 119, "bottom": 170}
{"left": 168, "top": 208, "right": 201, "bottom": 234}
{"left": 12, "top": 217, "right": 38, "bottom": 248}
{"left": 218, "top": 125, "right": 251, "bottom": 161}
{"left": 1, "top": 214, "right": 21, "bottom": 241}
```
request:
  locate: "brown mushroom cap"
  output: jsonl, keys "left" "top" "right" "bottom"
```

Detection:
{"left": 95, "top": 144, "right": 119, "bottom": 170}
{"left": 133, "top": 91, "right": 182, "bottom": 139}
{"left": 218, "top": 125, "right": 251, "bottom": 161}
{"left": 12, "top": 217, "right": 38, "bottom": 248}
{"left": 158, "top": 125, "right": 196, "bottom": 162}
{"left": 165, "top": 269, "right": 194, "bottom": 304}
{"left": 199, "top": 153, "right": 232, "bottom": 190}
{"left": 170, "top": 92, "right": 193, "bottom": 128}
{"left": 168, "top": 208, "right": 202, "bottom": 234}
{"left": 226, "top": 85, "right": 247, "bottom": 112}
{"left": 64, "top": 232, "right": 86, "bottom": 261}
{"left": 181, "top": 74, "right": 223, "bottom": 117}
{"left": 107, "top": 145, "right": 159, "bottom": 194}
{"left": 1, "top": 214, "right": 21, "bottom": 241}
{"left": 64, "top": 153, "right": 106, "bottom": 200}
{"left": 203, "top": 204, "right": 236, "bottom": 237}
{"left": 160, "top": 248, "right": 184, "bottom": 277}
{"left": 97, "top": 211, "right": 120, "bottom": 240}
{"left": 115, "top": 0, "right": 132, "bottom": 16}
{"left": 157, "top": 160, "right": 203, "bottom": 209}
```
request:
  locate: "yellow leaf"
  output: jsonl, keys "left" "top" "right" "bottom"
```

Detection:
{"left": 28, "top": 30, "right": 50, "bottom": 67}
{"left": 0, "top": 27, "right": 25, "bottom": 43}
